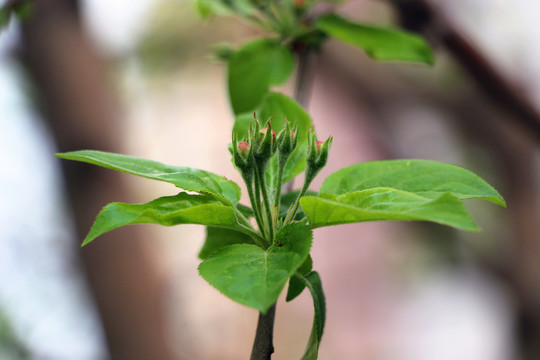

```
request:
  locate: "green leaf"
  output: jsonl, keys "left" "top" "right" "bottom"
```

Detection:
{"left": 83, "top": 192, "right": 246, "bottom": 246}
{"left": 0, "top": 8, "right": 11, "bottom": 30}
{"left": 195, "top": 0, "right": 232, "bottom": 18}
{"left": 56, "top": 150, "right": 241, "bottom": 205}
{"left": 301, "top": 188, "right": 480, "bottom": 231}
{"left": 320, "top": 160, "right": 506, "bottom": 206}
{"left": 199, "top": 227, "right": 254, "bottom": 260}
{"left": 286, "top": 255, "right": 313, "bottom": 301}
{"left": 228, "top": 39, "right": 295, "bottom": 114}
{"left": 316, "top": 14, "right": 434, "bottom": 65}
{"left": 298, "top": 271, "right": 326, "bottom": 360}
{"left": 198, "top": 222, "right": 312, "bottom": 313}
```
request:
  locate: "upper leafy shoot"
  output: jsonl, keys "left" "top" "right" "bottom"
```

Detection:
{"left": 228, "top": 39, "right": 295, "bottom": 114}
{"left": 316, "top": 14, "right": 434, "bottom": 65}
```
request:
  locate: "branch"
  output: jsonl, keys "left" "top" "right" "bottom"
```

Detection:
{"left": 388, "top": 0, "right": 540, "bottom": 143}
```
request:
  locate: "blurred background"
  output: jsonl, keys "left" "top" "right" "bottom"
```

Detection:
{"left": 1, "top": 0, "right": 539, "bottom": 359}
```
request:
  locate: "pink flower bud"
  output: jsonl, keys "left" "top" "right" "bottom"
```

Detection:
{"left": 315, "top": 141, "right": 324, "bottom": 151}
{"left": 238, "top": 141, "right": 250, "bottom": 156}
{"left": 260, "top": 127, "right": 277, "bottom": 143}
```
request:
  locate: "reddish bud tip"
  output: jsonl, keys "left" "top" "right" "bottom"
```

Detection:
{"left": 315, "top": 141, "right": 324, "bottom": 151}
{"left": 238, "top": 141, "right": 250, "bottom": 155}
{"left": 260, "top": 127, "right": 277, "bottom": 142}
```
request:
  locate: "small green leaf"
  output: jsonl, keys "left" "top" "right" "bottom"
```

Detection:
{"left": 316, "top": 14, "right": 434, "bottom": 65}
{"left": 195, "top": 0, "right": 232, "bottom": 18}
{"left": 228, "top": 40, "right": 295, "bottom": 114}
{"left": 198, "top": 222, "right": 312, "bottom": 313}
{"left": 301, "top": 188, "right": 479, "bottom": 231}
{"left": 199, "top": 227, "right": 254, "bottom": 260}
{"left": 0, "top": 8, "right": 12, "bottom": 30}
{"left": 320, "top": 160, "right": 506, "bottom": 206}
{"left": 83, "top": 192, "right": 245, "bottom": 246}
{"left": 13, "top": 0, "right": 33, "bottom": 20}
{"left": 56, "top": 150, "right": 241, "bottom": 205}
{"left": 298, "top": 271, "right": 326, "bottom": 360}
{"left": 286, "top": 255, "right": 313, "bottom": 301}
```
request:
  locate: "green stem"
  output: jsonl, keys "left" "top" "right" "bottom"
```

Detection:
{"left": 245, "top": 175, "right": 267, "bottom": 241}
{"left": 256, "top": 165, "right": 274, "bottom": 242}
{"left": 234, "top": 209, "right": 267, "bottom": 248}
{"left": 284, "top": 177, "right": 312, "bottom": 224}
{"left": 272, "top": 158, "right": 286, "bottom": 228}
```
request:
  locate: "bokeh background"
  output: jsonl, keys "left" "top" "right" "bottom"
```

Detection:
{"left": 1, "top": 0, "right": 539, "bottom": 359}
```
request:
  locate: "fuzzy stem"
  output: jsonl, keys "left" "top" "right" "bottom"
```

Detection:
{"left": 284, "top": 178, "right": 311, "bottom": 225}
{"left": 256, "top": 165, "right": 274, "bottom": 242}
{"left": 244, "top": 174, "right": 267, "bottom": 241}
{"left": 272, "top": 158, "right": 286, "bottom": 226}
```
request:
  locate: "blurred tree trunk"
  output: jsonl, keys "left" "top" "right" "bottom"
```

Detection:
{"left": 19, "top": 1, "right": 177, "bottom": 359}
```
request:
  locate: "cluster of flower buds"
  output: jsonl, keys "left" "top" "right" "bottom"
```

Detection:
{"left": 305, "top": 129, "right": 333, "bottom": 183}
{"left": 232, "top": 115, "right": 300, "bottom": 177}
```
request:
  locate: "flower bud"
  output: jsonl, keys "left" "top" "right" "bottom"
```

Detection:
{"left": 260, "top": 127, "right": 276, "bottom": 143}
{"left": 306, "top": 130, "right": 332, "bottom": 182}
{"left": 232, "top": 133, "right": 254, "bottom": 181}
{"left": 253, "top": 121, "right": 276, "bottom": 169}
{"left": 277, "top": 120, "right": 298, "bottom": 165}
{"left": 238, "top": 141, "right": 250, "bottom": 157}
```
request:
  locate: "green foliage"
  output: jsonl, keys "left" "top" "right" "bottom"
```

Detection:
{"left": 198, "top": 223, "right": 312, "bottom": 313}
{"left": 0, "top": 8, "right": 11, "bottom": 31}
{"left": 285, "top": 255, "right": 313, "bottom": 301}
{"left": 228, "top": 39, "right": 295, "bottom": 114}
{"left": 319, "top": 160, "right": 506, "bottom": 206}
{"left": 298, "top": 272, "right": 326, "bottom": 360}
{"left": 316, "top": 14, "right": 434, "bottom": 64}
{"left": 199, "top": 227, "right": 254, "bottom": 260}
{"left": 55, "top": 2, "right": 508, "bottom": 358}
{"left": 82, "top": 193, "right": 247, "bottom": 246}
{"left": 56, "top": 150, "right": 241, "bottom": 205}
{"left": 301, "top": 189, "right": 479, "bottom": 230}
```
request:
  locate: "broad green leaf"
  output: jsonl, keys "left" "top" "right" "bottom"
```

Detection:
{"left": 286, "top": 255, "right": 313, "bottom": 302}
{"left": 298, "top": 271, "right": 326, "bottom": 360}
{"left": 228, "top": 40, "right": 295, "bottom": 114}
{"left": 56, "top": 150, "right": 241, "bottom": 205}
{"left": 199, "top": 227, "right": 254, "bottom": 260}
{"left": 300, "top": 188, "right": 480, "bottom": 231}
{"left": 83, "top": 192, "right": 245, "bottom": 246}
{"left": 316, "top": 14, "right": 434, "bottom": 65}
{"left": 198, "top": 222, "right": 312, "bottom": 313}
{"left": 321, "top": 160, "right": 506, "bottom": 206}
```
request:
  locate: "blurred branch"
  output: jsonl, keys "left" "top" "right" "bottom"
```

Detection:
{"left": 18, "top": 1, "right": 178, "bottom": 359}
{"left": 388, "top": 0, "right": 540, "bottom": 143}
